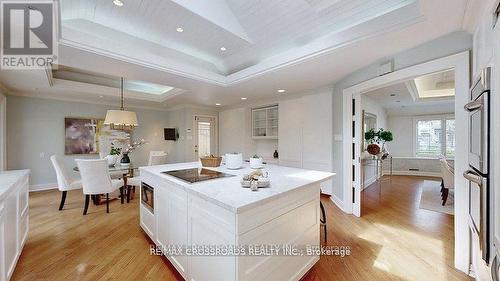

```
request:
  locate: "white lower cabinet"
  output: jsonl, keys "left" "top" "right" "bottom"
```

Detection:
{"left": 155, "top": 181, "right": 188, "bottom": 278}
{"left": 0, "top": 170, "right": 29, "bottom": 281}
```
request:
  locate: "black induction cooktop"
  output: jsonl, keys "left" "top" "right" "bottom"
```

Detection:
{"left": 162, "top": 168, "right": 235, "bottom": 183}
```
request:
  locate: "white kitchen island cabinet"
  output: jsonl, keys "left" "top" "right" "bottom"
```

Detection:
{"left": 0, "top": 170, "right": 30, "bottom": 281}
{"left": 139, "top": 162, "right": 334, "bottom": 281}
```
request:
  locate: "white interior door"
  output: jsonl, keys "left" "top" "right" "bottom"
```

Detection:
{"left": 352, "top": 93, "right": 362, "bottom": 217}
{"left": 193, "top": 116, "right": 217, "bottom": 159}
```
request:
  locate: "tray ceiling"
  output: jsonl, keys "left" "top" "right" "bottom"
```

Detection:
{"left": 60, "top": 0, "right": 423, "bottom": 82}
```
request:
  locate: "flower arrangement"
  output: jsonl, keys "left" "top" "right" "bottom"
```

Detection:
{"left": 123, "top": 139, "right": 147, "bottom": 154}
{"left": 364, "top": 129, "right": 394, "bottom": 156}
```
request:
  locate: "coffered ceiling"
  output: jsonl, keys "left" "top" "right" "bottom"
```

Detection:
{"left": 0, "top": 0, "right": 478, "bottom": 110}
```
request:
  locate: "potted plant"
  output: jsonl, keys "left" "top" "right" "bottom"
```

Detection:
{"left": 378, "top": 129, "right": 393, "bottom": 157}
{"left": 106, "top": 144, "right": 121, "bottom": 166}
{"left": 364, "top": 128, "right": 394, "bottom": 156}
{"left": 249, "top": 154, "right": 263, "bottom": 169}
{"left": 365, "top": 129, "right": 380, "bottom": 156}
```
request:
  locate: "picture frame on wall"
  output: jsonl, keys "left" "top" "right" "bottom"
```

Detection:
{"left": 64, "top": 117, "right": 104, "bottom": 155}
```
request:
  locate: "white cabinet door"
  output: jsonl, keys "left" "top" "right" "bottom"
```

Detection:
{"left": 3, "top": 189, "right": 17, "bottom": 281}
{"left": 17, "top": 179, "right": 29, "bottom": 250}
{"left": 301, "top": 92, "right": 333, "bottom": 194}
{"left": 278, "top": 99, "right": 303, "bottom": 168}
{"left": 168, "top": 186, "right": 188, "bottom": 277}
{"left": 0, "top": 203, "right": 5, "bottom": 281}
{"left": 155, "top": 186, "right": 169, "bottom": 250}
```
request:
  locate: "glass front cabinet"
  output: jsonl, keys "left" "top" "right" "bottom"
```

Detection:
{"left": 252, "top": 105, "right": 278, "bottom": 139}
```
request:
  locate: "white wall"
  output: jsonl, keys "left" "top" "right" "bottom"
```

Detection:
{"left": 361, "top": 95, "right": 387, "bottom": 130}
{"left": 386, "top": 115, "right": 414, "bottom": 157}
{"left": 6, "top": 95, "right": 217, "bottom": 189}
{"left": 331, "top": 31, "right": 472, "bottom": 201}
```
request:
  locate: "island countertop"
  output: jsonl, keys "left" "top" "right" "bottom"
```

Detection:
{"left": 140, "top": 162, "right": 335, "bottom": 213}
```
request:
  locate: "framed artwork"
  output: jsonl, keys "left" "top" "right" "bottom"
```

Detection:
{"left": 64, "top": 117, "right": 104, "bottom": 155}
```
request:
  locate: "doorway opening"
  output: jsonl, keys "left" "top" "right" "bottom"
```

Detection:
{"left": 193, "top": 115, "right": 218, "bottom": 160}
{"left": 342, "top": 52, "right": 470, "bottom": 274}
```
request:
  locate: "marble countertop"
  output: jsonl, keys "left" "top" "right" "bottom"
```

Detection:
{"left": 0, "top": 170, "right": 30, "bottom": 202}
{"left": 140, "top": 162, "right": 335, "bottom": 213}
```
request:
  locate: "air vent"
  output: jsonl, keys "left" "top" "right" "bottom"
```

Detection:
{"left": 409, "top": 168, "right": 420, "bottom": 171}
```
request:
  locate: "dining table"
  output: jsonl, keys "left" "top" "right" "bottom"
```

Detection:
{"left": 73, "top": 164, "right": 137, "bottom": 204}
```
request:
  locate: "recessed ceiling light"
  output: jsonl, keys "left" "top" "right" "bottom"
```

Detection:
{"left": 215, "top": 103, "right": 221, "bottom": 106}
{"left": 390, "top": 94, "right": 396, "bottom": 97}
{"left": 176, "top": 27, "right": 184, "bottom": 33}
{"left": 113, "top": 0, "right": 124, "bottom": 7}
{"left": 277, "top": 89, "right": 286, "bottom": 93}
{"left": 241, "top": 97, "right": 247, "bottom": 100}
{"left": 99, "top": 95, "right": 103, "bottom": 98}
{"left": 220, "top": 47, "right": 226, "bottom": 51}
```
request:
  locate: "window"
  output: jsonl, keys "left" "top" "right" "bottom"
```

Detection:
{"left": 415, "top": 116, "right": 455, "bottom": 158}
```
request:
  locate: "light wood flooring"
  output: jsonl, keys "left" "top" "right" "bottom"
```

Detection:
{"left": 12, "top": 176, "right": 472, "bottom": 281}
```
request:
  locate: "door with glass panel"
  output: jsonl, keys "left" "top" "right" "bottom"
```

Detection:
{"left": 193, "top": 116, "right": 217, "bottom": 160}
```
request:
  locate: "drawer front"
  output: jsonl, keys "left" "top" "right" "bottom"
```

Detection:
{"left": 140, "top": 204, "right": 155, "bottom": 240}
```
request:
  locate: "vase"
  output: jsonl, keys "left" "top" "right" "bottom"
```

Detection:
{"left": 106, "top": 154, "right": 118, "bottom": 166}
{"left": 120, "top": 153, "right": 131, "bottom": 166}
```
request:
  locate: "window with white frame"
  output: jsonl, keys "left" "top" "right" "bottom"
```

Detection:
{"left": 415, "top": 116, "right": 455, "bottom": 158}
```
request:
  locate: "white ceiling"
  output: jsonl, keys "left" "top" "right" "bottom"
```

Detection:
{"left": 0, "top": 0, "right": 476, "bottom": 110}
{"left": 363, "top": 71, "right": 456, "bottom": 116}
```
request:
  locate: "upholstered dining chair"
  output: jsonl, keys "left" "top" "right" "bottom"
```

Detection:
{"left": 440, "top": 158, "right": 455, "bottom": 205}
{"left": 50, "top": 155, "right": 83, "bottom": 211}
{"left": 126, "top": 151, "right": 167, "bottom": 202}
{"left": 76, "top": 159, "right": 124, "bottom": 215}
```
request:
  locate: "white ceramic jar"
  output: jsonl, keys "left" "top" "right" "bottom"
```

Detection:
{"left": 225, "top": 153, "right": 243, "bottom": 169}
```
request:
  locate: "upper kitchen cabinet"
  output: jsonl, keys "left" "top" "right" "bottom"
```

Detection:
{"left": 252, "top": 105, "right": 278, "bottom": 139}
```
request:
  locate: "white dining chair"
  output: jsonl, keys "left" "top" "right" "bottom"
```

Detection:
{"left": 50, "top": 155, "right": 83, "bottom": 211}
{"left": 76, "top": 159, "right": 124, "bottom": 215}
{"left": 126, "top": 151, "right": 167, "bottom": 202}
{"left": 440, "top": 158, "right": 455, "bottom": 205}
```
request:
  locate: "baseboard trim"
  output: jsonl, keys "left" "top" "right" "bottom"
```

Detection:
{"left": 382, "top": 170, "right": 441, "bottom": 178}
{"left": 330, "top": 193, "right": 346, "bottom": 213}
{"left": 30, "top": 183, "right": 57, "bottom": 192}
{"left": 362, "top": 176, "right": 377, "bottom": 190}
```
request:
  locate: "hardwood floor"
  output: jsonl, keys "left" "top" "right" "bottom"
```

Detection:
{"left": 12, "top": 176, "right": 472, "bottom": 281}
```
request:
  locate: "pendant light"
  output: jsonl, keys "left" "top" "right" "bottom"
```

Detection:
{"left": 104, "top": 77, "right": 138, "bottom": 130}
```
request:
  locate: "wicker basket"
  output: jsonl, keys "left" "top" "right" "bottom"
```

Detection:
{"left": 200, "top": 156, "right": 222, "bottom": 167}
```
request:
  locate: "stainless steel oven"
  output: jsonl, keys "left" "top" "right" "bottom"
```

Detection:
{"left": 466, "top": 67, "right": 490, "bottom": 174}
{"left": 464, "top": 67, "right": 491, "bottom": 263}
{"left": 141, "top": 182, "right": 154, "bottom": 213}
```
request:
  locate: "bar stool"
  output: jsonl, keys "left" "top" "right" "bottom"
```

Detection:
{"left": 320, "top": 201, "right": 327, "bottom": 243}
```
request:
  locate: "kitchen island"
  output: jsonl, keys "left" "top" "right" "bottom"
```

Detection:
{"left": 139, "top": 162, "right": 334, "bottom": 281}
